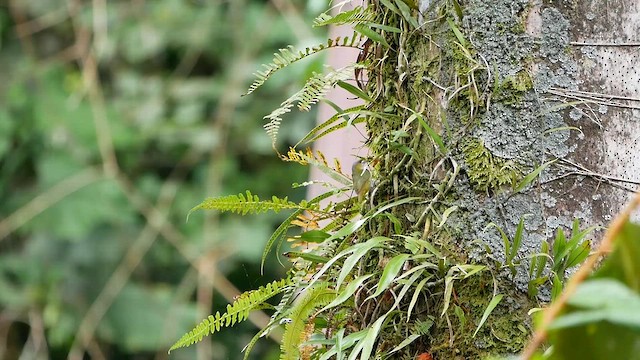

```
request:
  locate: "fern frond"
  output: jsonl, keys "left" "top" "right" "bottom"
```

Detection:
{"left": 246, "top": 34, "right": 365, "bottom": 96}
{"left": 304, "top": 114, "right": 367, "bottom": 145}
{"left": 169, "top": 277, "right": 293, "bottom": 353}
{"left": 282, "top": 147, "right": 351, "bottom": 186}
{"left": 242, "top": 311, "right": 291, "bottom": 360}
{"left": 297, "top": 106, "right": 398, "bottom": 146}
{"left": 243, "top": 273, "right": 302, "bottom": 360}
{"left": 188, "top": 190, "right": 316, "bottom": 218}
{"left": 263, "top": 66, "right": 355, "bottom": 151}
{"left": 280, "top": 285, "right": 336, "bottom": 360}
{"left": 313, "top": 6, "right": 375, "bottom": 27}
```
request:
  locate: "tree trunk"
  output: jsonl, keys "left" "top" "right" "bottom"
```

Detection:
{"left": 357, "top": 0, "right": 640, "bottom": 358}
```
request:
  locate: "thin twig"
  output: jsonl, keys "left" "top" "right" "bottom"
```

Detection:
{"left": 270, "top": 0, "right": 314, "bottom": 41}
{"left": 0, "top": 168, "right": 104, "bottom": 242}
{"left": 86, "top": 340, "right": 107, "bottom": 360}
{"left": 7, "top": 0, "right": 35, "bottom": 55}
{"left": 67, "top": 180, "right": 181, "bottom": 360}
{"left": 14, "top": 7, "right": 72, "bottom": 36}
{"left": 570, "top": 41, "right": 640, "bottom": 47}
{"left": 0, "top": 311, "right": 19, "bottom": 360}
{"left": 547, "top": 87, "right": 640, "bottom": 111}
{"left": 27, "top": 310, "right": 49, "bottom": 359}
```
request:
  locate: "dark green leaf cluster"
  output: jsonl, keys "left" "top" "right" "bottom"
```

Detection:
{"left": 529, "top": 220, "right": 640, "bottom": 360}
{"left": 488, "top": 217, "right": 594, "bottom": 300}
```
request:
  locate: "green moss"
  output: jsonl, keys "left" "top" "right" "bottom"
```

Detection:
{"left": 360, "top": 2, "right": 535, "bottom": 359}
{"left": 493, "top": 70, "right": 533, "bottom": 104}
{"left": 429, "top": 274, "right": 531, "bottom": 359}
{"left": 461, "top": 137, "right": 520, "bottom": 192}
{"left": 510, "top": 21, "right": 526, "bottom": 34}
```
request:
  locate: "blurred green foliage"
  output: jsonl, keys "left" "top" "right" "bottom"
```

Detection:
{"left": 0, "top": 0, "right": 326, "bottom": 358}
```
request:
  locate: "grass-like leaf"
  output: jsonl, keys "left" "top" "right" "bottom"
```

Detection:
{"left": 513, "top": 160, "right": 556, "bottom": 193}
{"left": 367, "top": 254, "right": 410, "bottom": 299}
{"left": 473, "top": 294, "right": 504, "bottom": 337}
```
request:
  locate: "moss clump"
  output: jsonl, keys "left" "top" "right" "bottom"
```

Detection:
{"left": 429, "top": 273, "right": 532, "bottom": 359}
{"left": 461, "top": 137, "right": 520, "bottom": 192}
{"left": 493, "top": 70, "right": 533, "bottom": 105}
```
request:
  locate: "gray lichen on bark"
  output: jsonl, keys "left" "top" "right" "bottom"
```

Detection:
{"left": 361, "top": 0, "right": 639, "bottom": 357}
{"left": 448, "top": 0, "right": 580, "bottom": 293}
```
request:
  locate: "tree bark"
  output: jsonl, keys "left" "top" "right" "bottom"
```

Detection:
{"left": 355, "top": 0, "right": 640, "bottom": 358}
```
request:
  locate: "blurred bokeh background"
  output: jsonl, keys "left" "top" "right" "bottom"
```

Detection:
{"left": 0, "top": 1, "right": 329, "bottom": 359}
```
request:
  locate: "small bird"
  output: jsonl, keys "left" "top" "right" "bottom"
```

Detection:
{"left": 352, "top": 160, "right": 371, "bottom": 203}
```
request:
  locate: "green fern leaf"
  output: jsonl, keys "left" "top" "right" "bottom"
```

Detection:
{"left": 263, "top": 66, "right": 357, "bottom": 150}
{"left": 280, "top": 284, "right": 336, "bottom": 360}
{"left": 245, "top": 34, "right": 364, "bottom": 96}
{"left": 313, "top": 6, "right": 375, "bottom": 27}
{"left": 169, "top": 277, "right": 293, "bottom": 353}
{"left": 188, "top": 190, "right": 315, "bottom": 218}
{"left": 243, "top": 270, "right": 305, "bottom": 360}
{"left": 296, "top": 105, "right": 367, "bottom": 146}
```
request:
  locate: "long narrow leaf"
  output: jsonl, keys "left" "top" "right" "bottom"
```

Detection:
{"left": 337, "top": 80, "right": 375, "bottom": 102}
{"left": 392, "top": 269, "right": 425, "bottom": 309}
{"left": 513, "top": 160, "right": 556, "bottom": 193}
{"left": 298, "top": 104, "right": 364, "bottom": 145}
{"left": 437, "top": 206, "right": 458, "bottom": 228}
{"left": 349, "top": 313, "right": 388, "bottom": 360}
{"left": 367, "top": 254, "right": 411, "bottom": 299}
{"left": 378, "top": 0, "right": 402, "bottom": 16}
{"left": 565, "top": 241, "right": 591, "bottom": 269}
{"left": 308, "top": 237, "right": 390, "bottom": 291}
{"left": 321, "top": 274, "right": 374, "bottom": 313}
{"left": 446, "top": 18, "right": 467, "bottom": 47}
{"left": 388, "top": 334, "right": 421, "bottom": 355}
{"left": 511, "top": 217, "right": 526, "bottom": 261}
{"left": 319, "top": 330, "right": 367, "bottom": 360}
{"left": 416, "top": 114, "right": 447, "bottom": 154}
{"left": 473, "top": 294, "right": 504, "bottom": 337}
{"left": 408, "top": 277, "right": 430, "bottom": 320}
{"left": 337, "top": 243, "right": 381, "bottom": 289}
{"left": 394, "top": 0, "right": 419, "bottom": 28}
{"left": 353, "top": 24, "right": 390, "bottom": 48}
{"left": 485, "top": 223, "right": 511, "bottom": 264}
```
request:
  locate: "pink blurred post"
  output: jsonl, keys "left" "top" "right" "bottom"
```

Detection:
{"left": 307, "top": 1, "right": 367, "bottom": 202}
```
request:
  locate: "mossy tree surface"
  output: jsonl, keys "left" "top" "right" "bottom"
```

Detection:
{"left": 360, "top": 0, "right": 640, "bottom": 359}
{"left": 360, "top": 0, "right": 602, "bottom": 358}
{"left": 359, "top": 1, "right": 540, "bottom": 358}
